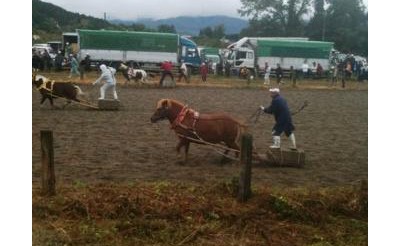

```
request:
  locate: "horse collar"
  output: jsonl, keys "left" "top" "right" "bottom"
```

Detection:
{"left": 37, "top": 80, "right": 55, "bottom": 93}
{"left": 171, "top": 105, "right": 200, "bottom": 130}
{"left": 171, "top": 105, "right": 189, "bottom": 129}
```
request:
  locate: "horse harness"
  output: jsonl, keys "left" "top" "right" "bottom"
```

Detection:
{"left": 171, "top": 105, "right": 200, "bottom": 135}
{"left": 36, "top": 79, "right": 56, "bottom": 95}
{"left": 170, "top": 105, "right": 244, "bottom": 160}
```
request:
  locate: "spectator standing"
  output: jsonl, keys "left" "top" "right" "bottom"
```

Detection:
{"left": 356, "top": 60, "right": 362, "bottom": 79}
{"left": 84, "top": 53, "right": 91, "bottom": 72}
{"left": 64, "top": 42, "right": 72, "bottom": 59}
{"left": 178, "top": 61, "right": 189, "bottom": 83}
{"left": 159, "top": 60, "right": 174, "bottom": 86}
{"left": 345, "top": 61, "right": 352, "bottom": 81}
{"left": 275, "top": 64, "right": 284, "bottom": 85}
{"left": 330, "top": 64, "right": 338, "bottom": 86}
{"left": 54, "top": 51, "right": 64, "bottom": 72}
{"left": 69, "top": 54, "right": 80, "bottom": 79}
{"left": 264, "top": 62, "right": 271, "bottom": 85}
{"left": 302, "top": 60, "right": 309, "bottom": 79}
{"left": 200, "top": 62, "right": 208, "bottom": 82}
{"left": 225, "top": 61, "right": 231, "bottom": 77}
{"left": 79, "top": 53, "right": 91, "bottom": 80}
{"left": 339, "top": 61, "right": 348, "bottom": 88}
{"left": 311, "top": 61, "right": 317, "bottom": 78}
{"left": 316, "top": 63, "right": 323, "bottom": 78}
{"left": 32, "top": 49, "right": 42, "bottom": 71}
{"left": 289, "top": 66, "right": 297, "bottom": 87}
{"left": 43, "top": 49, "right": 52, "bottom": 71}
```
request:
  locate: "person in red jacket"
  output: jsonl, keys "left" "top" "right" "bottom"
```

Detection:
{"left": 159, "top": 60, "right": 174, "bottom": 86}
{"left": 200, "top": 62, "right": 208, "bottom": 82}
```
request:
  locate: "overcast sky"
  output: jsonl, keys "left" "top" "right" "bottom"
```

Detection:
{"left": 42, "top": 0, "right": 245, "bottom": 20}
{"left": 42, "top": 0, "right": 368, "bottom": 20}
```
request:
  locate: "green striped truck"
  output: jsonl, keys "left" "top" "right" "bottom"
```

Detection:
{"left": 226, "top": 37, "right": 334, "bottom": 76}
{"left": 75, "top": 29, "right": 201, "bottom": 71}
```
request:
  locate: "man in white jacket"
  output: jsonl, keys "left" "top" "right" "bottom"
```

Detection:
{"left": 178, "top": 61, "right": 189, "bottom": 83}
{"left": 93, "top": 64, "right": 118, "bottom": 100}
{"left": 263, "top": 62, "right": 271, "bottom": 85}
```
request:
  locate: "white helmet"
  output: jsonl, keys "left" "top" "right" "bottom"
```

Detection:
{"left": 99, "top": 64, "right": 107, "bottom": 72}
{"left": 269, "top": 88, "right": 280, "bottom": 94}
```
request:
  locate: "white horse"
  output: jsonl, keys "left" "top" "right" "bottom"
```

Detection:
{"left": 119, "top": 63, "right": 149, "bottom": 84}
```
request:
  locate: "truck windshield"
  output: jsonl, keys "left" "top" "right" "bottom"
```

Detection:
{"left": 187, "top": 48, "right": 197, "bottom": 58}
{"left": 237, "top": 51, "right": 247, "bottom": 59}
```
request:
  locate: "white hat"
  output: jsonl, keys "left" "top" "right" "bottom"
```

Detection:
{"left": 269, "top": 88, "right": 280, "bottom": 94}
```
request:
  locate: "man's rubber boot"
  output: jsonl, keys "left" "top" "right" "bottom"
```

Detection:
{"left": 270, "top": 136, "right": 281, "bottom": 148}
{"left": 289, "top": 133, "right": 297, "bottom": 150}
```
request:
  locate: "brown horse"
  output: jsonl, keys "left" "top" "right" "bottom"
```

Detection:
{"left": 150, "top": 98, "right": 247, "bottom": 163}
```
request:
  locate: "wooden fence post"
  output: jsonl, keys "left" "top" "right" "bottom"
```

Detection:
{"left": 41, "top": 130, "right": 56, "bottom": 196}
{"left": 237, "top": 133, "right": 252, "bottom": 202}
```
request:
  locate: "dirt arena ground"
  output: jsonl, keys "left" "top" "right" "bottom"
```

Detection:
{"left": 32, "top": 73, "right": 368, "bottom": 188}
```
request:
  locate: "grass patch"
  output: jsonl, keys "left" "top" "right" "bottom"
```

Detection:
{"left": 33, "top": 181, "right": 367, "bottom": 245}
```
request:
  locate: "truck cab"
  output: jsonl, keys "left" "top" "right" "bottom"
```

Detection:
{"left": 179, "top": 36, "right": 201, "bottom": 70}
{"left": 227, "top": 47, "right": 255, "bottom": 75}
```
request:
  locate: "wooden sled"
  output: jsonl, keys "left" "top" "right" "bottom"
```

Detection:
{"left": 98, "top": 99, "right": 120, "bottom": 110}
{"left": 258, "top": 148, "right": 305, "bottom": 168}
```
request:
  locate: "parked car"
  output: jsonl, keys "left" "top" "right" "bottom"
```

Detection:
{"left": 32, "top": 44, "right": 56, "bottom": 59}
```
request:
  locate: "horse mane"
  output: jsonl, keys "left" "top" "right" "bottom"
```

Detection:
{"left": 156, "top": 98, "right": 185, "bottom": 109}
{"left": 156, "top": 98, "right": 248, "bottom": 127}
{"left": 168, "top": 99, "right": 185, "bottom": 108}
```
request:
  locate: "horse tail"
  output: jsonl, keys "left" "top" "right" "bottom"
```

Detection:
{"left": 74, "top": 85, "right": 85, "bottom": 95}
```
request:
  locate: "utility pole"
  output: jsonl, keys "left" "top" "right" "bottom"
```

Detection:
{"left": 322, "top": 9, "right": 326, "bottom": 41}
{"left": 322, "top": 1, "right": 326, "bottom": 41}
{"left": 104, "top": 12, "right": 107, "bottom": 20}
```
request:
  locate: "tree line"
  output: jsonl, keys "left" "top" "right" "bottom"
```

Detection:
{"left": 238, "top": 0, "right": 368, "bottom": 56}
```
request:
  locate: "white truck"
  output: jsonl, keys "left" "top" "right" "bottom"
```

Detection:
{"left": 226, "top": 37, "right": 334, "bottom": 76}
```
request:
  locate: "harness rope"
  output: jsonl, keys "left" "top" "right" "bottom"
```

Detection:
{"left": 248, "top": 108, "right": 263, "bottom": 124}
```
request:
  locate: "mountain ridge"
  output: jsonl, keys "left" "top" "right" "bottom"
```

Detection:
{"left": 33, "top": 0, "right": 247, "bottom": 42}
{"left": 110, "top": 15, "right": 248, "bottom": 36}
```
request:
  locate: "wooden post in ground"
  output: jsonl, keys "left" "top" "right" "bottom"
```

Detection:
{"left": 237, "top": 133, "right": 253, "bottom": 202}
{"left": 41, "top": 130, "right": 56, "bottom": 196}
